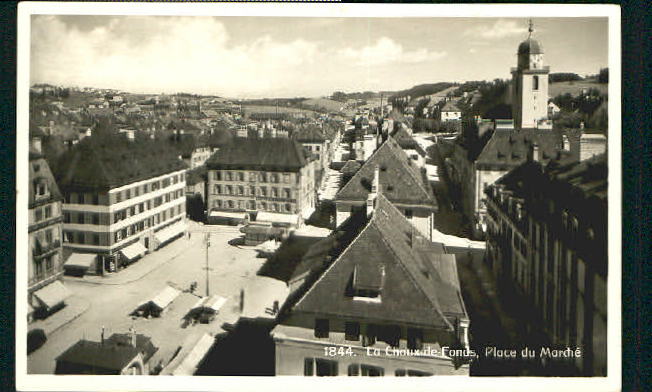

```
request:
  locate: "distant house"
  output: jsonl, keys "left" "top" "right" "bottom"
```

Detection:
{"left": 440, "top": 101, "right": 462, "bottom": 122}
{"left": 547, "top": 101, "right": 561, "bottom": 118}
{"left": 55, "top": 331, "right": 158, "bottom": 375}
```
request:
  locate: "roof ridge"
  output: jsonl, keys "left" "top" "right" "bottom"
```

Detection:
{"left": 335, "top": 137, "right": 395, "bottom": 198}
{"left": 385, "top": 138, "right": 433, "bottom": 201}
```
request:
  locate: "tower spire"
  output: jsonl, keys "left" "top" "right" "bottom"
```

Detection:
{"left": 528, "top": 19, "right": 534, "bottom": 38}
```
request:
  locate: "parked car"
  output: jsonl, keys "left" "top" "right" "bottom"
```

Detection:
{"left": 27, "top": 328, "right": 47, "bottom": 354}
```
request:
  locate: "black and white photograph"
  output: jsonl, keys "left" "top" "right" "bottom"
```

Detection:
{"left": 16, "top": 3, "right": 621, "bottom": 391}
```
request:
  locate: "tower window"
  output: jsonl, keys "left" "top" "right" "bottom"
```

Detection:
{"left": 533, "top": 75, "right": 539, "bottom": 91}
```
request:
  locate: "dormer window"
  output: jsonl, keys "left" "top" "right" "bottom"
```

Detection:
{"left": 349, "top": 265, "right": 384, "bottom": 303}
{"left": 34, "top": 179, "right": 49, "bottom": 199}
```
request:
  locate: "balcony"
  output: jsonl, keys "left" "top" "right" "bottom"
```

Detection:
{"left": 32, "top": 239, "right": 61, "bottom": 259}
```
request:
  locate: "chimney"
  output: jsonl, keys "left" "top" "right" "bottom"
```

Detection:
{"left": 101, "top": 326, "right": 105, "bottom": 345}
{"left": 562, "top": 134, "right": 570, "bottom": 151}
{"left": 366, "top": 166, "right": 380, "bottom": 217}
{"left": 31, "top": 136, "right": 42, "bottom": 154}
{"left": 130, "top": 327, "right": 137, "bottom": 347}
{"left": 529, "top": 143, "right": 540, "bottom": 162}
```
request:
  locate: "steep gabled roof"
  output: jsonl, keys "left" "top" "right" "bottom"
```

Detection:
{"left": 293, "top": 126, "right": 326, "bottom": 143}
{"left": 335, "top": 136, "right": 436, "bottom": 208}
{"left": 289, "top": 193, "right": 466, "bottom": 330}
{"left": 206, "top": 137, "right": 309, "bottom": 172}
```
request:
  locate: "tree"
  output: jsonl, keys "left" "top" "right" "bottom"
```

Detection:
{"left": 598, "top": 68, "right": 609, "bottom": 83}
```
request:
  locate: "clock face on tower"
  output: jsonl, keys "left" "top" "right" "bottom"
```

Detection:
{"left": 530, "top": 54, "right": 543, "bottom": 69}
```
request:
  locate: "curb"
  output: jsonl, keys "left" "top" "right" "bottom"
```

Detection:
{"left": 65, "top": 241, "right": 192, "bottom": 286}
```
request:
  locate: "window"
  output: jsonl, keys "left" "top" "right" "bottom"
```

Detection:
{"left": 93, "top": 194, "right": 99, "bottom": 205}
{"left": 63, "top": 231, "right": 73, "bottom": 243}
{"left": 285, "top": 203, "right": 292, "bottom": 212}
{"left": 284, "top": 188, "right": 291, "bottom": 199}
{"left": 407, "top": 328, "right": 423, "bottom": 350}
{"left": 214, "top": 171, "right": 221, "bottom": 181}
{"left": 35, "top": 182, "right": 48, "bottom": 197}
{"left": 249, "top": 186, "right": 256, "bottom": 196}
{"left": 226, "top": 171, "right": 233, "bottom": 181}
{"left": 35, "top": 208, "right": 43, "bottom": 222}
{"left": 134, "top": 187, "right": 140, "bottom": 197}
{"left": 93, "top": 233, "right": 100, "bottom": 245}
{"left": 126, "top": 189, "right": 131, "bottom": 199}
{"left": 396, "top": 369, "right": 432, "bottom": 377}
{"left": 45, "top": 229, "right": 53, "bottom": 244}
{"left": 345, "top": 322, "right": 360, "bottom": 341}
{"left": 348, "top": 363, "right": 383, "bottom": 376}
{"left": 77, "top": 213, "right": 85, "bottom": 224}
{"left": 238, "top": 172, "right": 244, "bottom": 181}
{"left": 238, "top": 186, "right": 244, "bottom": 195}
{"left": 314, "top": 359, "right": 338, "bottom": 376}
{"left": 533, "top": 75, "right": 539, "bottom": 91}
{"left": 260, "top": 187, "right": 267, "bottom": 197}
{"left": 64, "top": 212, "right": 70, "bottom": 223}
{"left": 214, "top": 185, "right": 221, "bottom": 195}
{"left": 283, "top": 173, "right": 290, "bottom": 183}
{"left": 271, "top": 187, "right": 278, "bottom": 198}
{"left": 143, "top": 183, "right": 149, "bottom": 193}
{"left": 404, "top": 209, "right": 413, "bottom": 219}
{"left": 92, "top": 213, "right": 99, "bottom": 225}
{"left": 315, "top": 319, "right": 329, "bottom": 338}
{"left": 271, "top": 203, "right": 278, "bottom": 212}
{"left": 77, "top": 232, "right": 85, "bottom": 244}
{"left": 116, "top": 192, "right": 122, "bottom": 203}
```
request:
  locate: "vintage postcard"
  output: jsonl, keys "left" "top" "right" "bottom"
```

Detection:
{"left": 16, "top": 2, "right": 621, "bottom": 391}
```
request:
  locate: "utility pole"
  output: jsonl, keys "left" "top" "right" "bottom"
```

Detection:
{"left": 205, "top": 232, "right": 210, "bottom": 297}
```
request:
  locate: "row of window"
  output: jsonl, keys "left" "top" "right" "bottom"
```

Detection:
{"left": 212, "top": 185, "right": 293, "bottom": 199}
{"left": 303, "top": 358, "right": 431, "bottom": 377}
{"left": 63, "top": 190, "right": 184, "bottom": 225}
{"left": 314, "top": 319, "right": 424, "bottom": 350}
{"left": 63, "top": 206, "right": 184, "bottom": 246}
{"left": 32, "top": 254, "right": 57, "bottom": 283}
{"left": 212, "top": 170, "right": 294, "bottom": 184}
{"left": 65, "top": 173, "right": 185, "bottom": 205}
{"left": 212, "top": 199, "right": 294, "bottom": 213}
{"left": 34, "top": 204, "right": 54, "bottom": 223}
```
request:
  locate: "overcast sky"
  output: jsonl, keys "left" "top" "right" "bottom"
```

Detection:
{"left": 30, "top": 15, "right": 608, "bottom": 98}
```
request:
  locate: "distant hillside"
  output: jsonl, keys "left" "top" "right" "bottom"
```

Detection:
{"left": 550, "top": 81, "right": 608, "bottom": 97}
{"left": 301, "top": 98, "right": 345, "bottom": 113}
{"left": 390, "top": 82, "right": 455, "bottom": 100}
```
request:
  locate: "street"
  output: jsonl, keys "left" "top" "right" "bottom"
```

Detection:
{"left": 27, "top": 221, "right": 266, "bottom": 374}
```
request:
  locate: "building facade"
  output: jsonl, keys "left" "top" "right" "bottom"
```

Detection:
{"left": 206, "top": 137, "right": 316, "bottom": 226}
{"left": 54, "top": 136, "right": 188, "bottom": 275}
{"left": 274, "top": 193, "right": 470, "bottom": 376}
{"left": 484, "top": 154, "right": 607, "bottom": 376}
{"left": 28, "top": 135, "right": 68, "bottom": 322}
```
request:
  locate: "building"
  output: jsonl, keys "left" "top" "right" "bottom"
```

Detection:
{"left": 440, "top": 100, "right": 462, "bottom": 122}
{"left": 28, "top": 133, "right": 70, "bottom": 322}
{"left": 335, "top": 136, "right": 437, "bottom": 240}
{"left": 54, "top": 135, "right": 188, "bottom": 276}
{"left": 484, "top": 153, "right": 607, "bottom": 376}
{"left": 273, "top": 192, "right": 470, "bottom": 376}
{"left": 579, "top": 133, "right": 607, "bottom": 161}
{"left": 511, "top": 21, "right": 551, "bottom": 129}
{"left": 205, "top": 137, "right": 317, "bottom": 227}
{"left": 55, "top": 330, "right": 158, "bottom": 375}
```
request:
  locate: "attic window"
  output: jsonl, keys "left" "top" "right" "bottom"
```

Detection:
{"left": 33, "top": 163, "right": 40, "bottom": 172}
{"left": 386, "top": 185, "right": 394, "bottom": 192}
{"left": 350, "top": 265, "right": 384, "bottom": 302}
{"left": 380, "top": 166, "right": 387, "bottom": 172}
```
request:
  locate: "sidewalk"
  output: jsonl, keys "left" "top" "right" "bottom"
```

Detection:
{"left": 65, "top": 233, "right": 195, "bottom": 286}
{"left": 29, "top": 295, "right": 90, "bottom": 336}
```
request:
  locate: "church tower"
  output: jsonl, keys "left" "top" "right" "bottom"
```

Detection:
{"left": 511, "top": 20, "right": 550, "bottom": 129}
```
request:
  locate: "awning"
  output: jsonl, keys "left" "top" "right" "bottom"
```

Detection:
{"left": 300, "top": 206, "right": 315, "bottom": 220}
{"left": 255, "top": 212, "right": 299, "bottom": 226}
{"left": 191, "top": 295, "right": 227, "bottom": 313}
{"left": 64, "top": 253, "right": 95, "bottom": 269}
{"left": 150, "top": 286, "right": 181, "bottom": 310}
{"left": 120, "top": 241, "right": 147, "bottom": 261}
{"left": 171, "top": 333, "right": 215, "bottom": 376}
{"left": 209, "top": 210, "right": 247, "bottom": 219}
{"left": 33, "top": 280, "right": 71, "bottom": 310}
{"left": 155, "top": 221, "right": 186, "bottom": 244}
